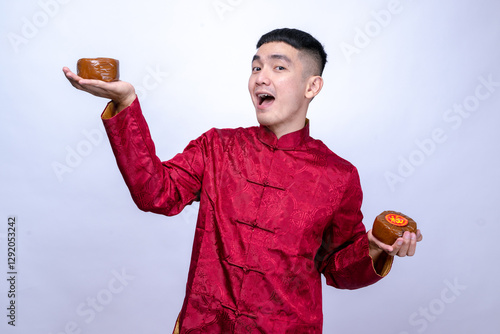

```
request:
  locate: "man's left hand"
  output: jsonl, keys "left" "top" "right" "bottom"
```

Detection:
{"left": 367, "top": 229, "right": 423, "bottom": 257}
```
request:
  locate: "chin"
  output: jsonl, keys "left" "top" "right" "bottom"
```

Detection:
{"left": 255, "top": 113, "right": 273, "bottom": 126}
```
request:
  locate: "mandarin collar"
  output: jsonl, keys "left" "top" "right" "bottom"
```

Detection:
{"left": 257, "top": 119, "right": 311, "bottom": 150}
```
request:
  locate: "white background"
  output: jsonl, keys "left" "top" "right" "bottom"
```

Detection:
{"left": 1, "top": 0, "right": 499, "bottom": 333}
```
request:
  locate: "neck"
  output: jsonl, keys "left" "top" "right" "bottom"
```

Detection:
{"left": 267, "top": 119, "right": 307, "bottom": 139}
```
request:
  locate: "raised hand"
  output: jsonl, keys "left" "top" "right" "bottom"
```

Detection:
{"left": 62, "top": 67, "right": 136, "bottom": 114}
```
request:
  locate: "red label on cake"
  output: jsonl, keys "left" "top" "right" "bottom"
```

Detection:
{"left": 385, "top": 213, "right": 408, "bottom": 226}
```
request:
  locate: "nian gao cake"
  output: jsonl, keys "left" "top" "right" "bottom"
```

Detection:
{"left": 77, "top": 57, "right": 119, "bottom": 82}
{"left": 372, "top": 211, "right": 417, "bottom": 245}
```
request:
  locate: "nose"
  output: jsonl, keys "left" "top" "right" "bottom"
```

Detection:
{"left": 255, "top": 68, "right": 271, "bottom": 86}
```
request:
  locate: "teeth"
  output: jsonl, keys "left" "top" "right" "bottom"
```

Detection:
{"left": 258, "top": 94, "right": 271, "bottom": 98}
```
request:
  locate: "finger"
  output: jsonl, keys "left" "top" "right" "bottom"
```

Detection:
{"left": 63, "top": 67, "right": 86, "bottom": 90}
{"left": 66, "top": 77, "right": 84, "bottom": 90}
{"left": 378, "top": 242, "right": 394, "bottom": 254}
{"left": 63, "top": 67, "right": 80, "bottom": 80}
{"left": 63, "top": 67, "right": 104, "bottom": 89}
{"left": 396, "top": 231, "right": 412, "bottom": 257}
{"left": 416, "top": 229, "right": 423, "bottom": 242}
{"left": 79, "top": 83, "right": 113, "bottom": 98}
{"left": 406, "top": 232, "right": 418, "bottom": 256}
{"left": 79, "top": 78, "right": 108, "bottom": 86}
{"left": 367, "top": 229, "right": 394, "bottom": 253}
{"left": 384, "top": 237, "right": 401, "bottom": 256}
{"left": 74, "top": 78, "right": 118, "bottom": 98}
{"left": 63, "top": 67, "right": 110, "bottom": 89}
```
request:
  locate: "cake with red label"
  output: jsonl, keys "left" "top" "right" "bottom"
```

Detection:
{"left": 372, "top": 211, "right": 417, "bottom": 245}
{"left": 77, "top": 58, "right": 119, "bottom": 82}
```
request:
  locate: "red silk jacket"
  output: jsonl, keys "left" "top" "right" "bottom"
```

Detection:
{"left": 102, "top": 98, "right": 392, "bottom": 333}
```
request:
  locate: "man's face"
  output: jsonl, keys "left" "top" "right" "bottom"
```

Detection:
{"left": 248, "top": 42, "right": 312, "bottom": 137}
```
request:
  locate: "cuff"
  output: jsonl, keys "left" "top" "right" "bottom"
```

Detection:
{"left": 101, "top": 101, "right": 117, "bottom": 120}
{"left": 173, "top": 314, "right": 180, "bottom": 334}
{"left": 372, "top": 252, "right": 393, "bottom": 277}
{"left": 101, "top": 96, "right": 139, "bottom": 120}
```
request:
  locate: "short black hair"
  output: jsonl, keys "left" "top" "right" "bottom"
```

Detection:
{"left": 256, "top": 28, "right": 328, "bottom": 76}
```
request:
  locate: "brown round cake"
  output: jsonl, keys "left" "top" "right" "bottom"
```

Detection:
{"left": 77, "top": 58, "right": 120, "bottom": 82}
{"left": 372, "top": 211, "right": 417, "bottom": 245}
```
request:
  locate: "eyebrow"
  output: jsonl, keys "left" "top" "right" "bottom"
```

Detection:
{"left": 252, "top": 54, "right": 292, "bottom": 64}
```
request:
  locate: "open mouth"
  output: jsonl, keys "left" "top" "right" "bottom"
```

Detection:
{"left": 257, "top": 93, "right": 275, "bottom": 107}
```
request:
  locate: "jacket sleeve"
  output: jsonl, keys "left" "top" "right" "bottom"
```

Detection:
{"left": 315, "top": 167, "right": 393, "bottom": 290}
{"left": 101, "top": 97, "right": 205, "bottom": 216}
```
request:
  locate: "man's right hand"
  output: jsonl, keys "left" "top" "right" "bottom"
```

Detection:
{"left": 62, "top": 67, "right": 136, "bottom": 115}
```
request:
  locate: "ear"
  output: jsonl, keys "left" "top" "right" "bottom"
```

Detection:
{"left": 304, "top": 76, "right": 324, "bottom": 99}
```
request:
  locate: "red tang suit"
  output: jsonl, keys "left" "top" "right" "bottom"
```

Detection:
{"left": 102, "top": 98, "right": 392, "bottom": 333}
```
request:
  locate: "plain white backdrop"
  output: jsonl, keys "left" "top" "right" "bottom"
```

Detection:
{"left": 1, "top": 0, "right": 499, "bottom": 333}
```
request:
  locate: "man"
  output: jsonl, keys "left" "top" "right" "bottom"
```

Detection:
{"left": 64, "top": 28, "right": 422, "bottom": 333}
